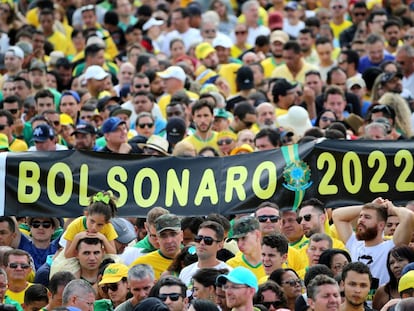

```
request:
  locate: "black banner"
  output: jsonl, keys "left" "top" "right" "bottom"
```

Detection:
{"left": 1, "top": 140, "right": 413, "bottom": 217}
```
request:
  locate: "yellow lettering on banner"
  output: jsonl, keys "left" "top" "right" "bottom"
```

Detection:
{"left": 79, "top": 164, "right": 90, "bottom": 206}
{"left": 252, "top": 161, "right": 277, "bottom": 199}
{"left": 317, "top": 152, "right": 338, "bottom": 195}
{"left": 395, "top": 150, "right": 414, "bottom": 191}
{"left": 18, "top": 161, "right": 41, "bottom": 203}
{"left": 342, "top": 152, "right": 362, "bottom": 194}
{"left": 108, "top": 166, "right": 128, "bottom": 206}
{"left": 368, "top": 151, "right": 388, "bottom": 192}
{"left": 165, "top": 169, "right": 190, "bottom": 207}
{"left": 225, "top": 166, "right": 247, "bottom": 202}
{"left": 47, "top": 163, "right": 73, "bottom": 205}
{"left": 195, "top": 169, "right": 218, "bottom": 205}
{"left": 133, "top": 168, "right": 159, "bottom": 207}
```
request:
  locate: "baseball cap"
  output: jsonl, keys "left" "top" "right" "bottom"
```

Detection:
{"left": 166, "top": 117, "right": 186, "bottom": 145}
{"left": 109, "top": 105, "right": 132, "bottom": 118}
{"left": 270, "top": 30, "right": 289, "bottom": 44}
{"left": 380, "top": 71, "right": 403, "bottom": 84}
{"left": 99, "top": 263, "right": 128, "bottom": 285}
{"left": 236, "top": 66, "right": 254, "bottom": 90}
{"left": 6, "top": 46, "right": 24, "bottom": 59}
{"left": 285, "top": 1, "right": 299, "bottom": 10}
{"left": 187, "top": 2, "right": 202, "bottom": 16}
{"left": 268, "top": 12, "right": 283, "bottom": 30}
{"left": 0, "top": 133, "right": 9, "bottom": 151}
{"left": 84, "top": 65, "right": 110, "bottom": 81}
{"left": 216, "top": 267, "right": 259, "bottom": 293}
{"left": 111, "top": 218, "right": 136, "bottom": 244}
{"left": 135, "top": 298, "right": 169, "bottom": 311}
{"left": 97, "top": 96, "right": 120, "bottom": 112}
{"left": 155, "top": 214, "right": 181, "bottom": 234}
{"left": 231, "top": 216, "right": 260, "bottom": 239}
{"left": 195, "top": 42, "right": 216, "bottom": 60}
{"left": 346, "top": 76, "right": 366, "bottom": 90}
{"left": 399, "top": 270, "right": 414, "bottom": 293}
{"left": 16, "top": 41, "right": 33, "bottom": 57}
{"left": 213, "top": 36, "right": 233, "bottom": 49}
{"left": 71, "top": 123, "right": 97, "bottom": 136}
{"left": 214, "top": 108, "right": 230, "bottom": 119}
{"left": 158, "top": 66, "right": 186, "bottom": 83}
{"left": 101, "top": 117, "right": 126, "bottom": 134}
{"left": 143, "top": 17, "right": 164, "bottom": 31}
{"left": 33, "top": 124, "right": 55, "bottom": 142}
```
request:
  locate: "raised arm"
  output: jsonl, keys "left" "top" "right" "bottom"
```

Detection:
{"left": 387, "top": 201, "right": 414, "bottom": 246}
{"left": 332, "top": 205, "right": 363, "bottom": 244}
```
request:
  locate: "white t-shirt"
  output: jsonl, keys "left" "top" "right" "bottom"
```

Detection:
{"left": 283, "top": 20, "right": 305, "bottom": 39}
{"left": 346, "top": 233, "right": 394, "bottom": 286}
{"left": 161, "top": 28, "right": 202, "bottom": 56}
{"left": 179, "top": 261, "right": 232, "bottom": 288}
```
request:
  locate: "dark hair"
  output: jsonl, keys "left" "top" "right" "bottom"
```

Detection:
{"left": 199, "top": 146, "right": 219, "bottom": 157}
{"left": 198, "top": 220, "right": 225, "bottom": 241}
{"left": 255, "top": 128, "right": 280, "bottom": 148}
{"left": 87, "top": 191, "right": 117, "bottom": 221}
{"left": 385, "top": 246, "right": 414, "bottom": 293}
{"left": 206, "top": 214, "right": 231, "bottom": 233}
{"left": 340, "top": 50, "right": 360, "bottom": 68}
{"left": 4, "top": 249, "right": 30, "bottom": 266}
{"left": 283, "top": 41, "right": 301, "bottom": 54}
{"left": 304, "top": 264, "right": 334, "bottom": 287}
{"left": 3, "top": 95, "right": 23, "bottom": 109}
{"left": 181, "top": 217, "right": 203, "bottom": 236}
{"left": 0, "top": 110, "right": 14, "bottom": 126}
{"left": 367, "top": 9, "right": 387, "bottom": 24}
{"left": 254, "top": 281, "right": 287, "bottom": 308}
{"left": 233, "top": 102, "right": 255, "bottom": 119}
{"left": 48, "top": 271, "right": 76, "bottom": 295}
{"left": 191, "top": 299, "right": 219, "bottom": 311}
{"left": 35, "top": 89, "right": 54, "bottom": 103}
{"left": 192, "top": 268, "right": 224, "bottom": 289}
{"left": 256, "top": 201, "right": 279, "bottom": 214}
{"left": 167, "top": 245, "right": 198, "bottom": 274}
{"left": 76, "top": 237, "right": 104, "bottom": 251}
{"left": 326, "top": 67, "right": 347, "bottom": 86}
{"left": 158, "top": 276, "right": 187, "bottom": 297}
{"left": 104, "top": 11, "right": 119, "bottom": 25}
{"left": 299, "top": 198, "right": 325, "bottom": 213}
{"left": 191, "top": 99, "right": 214, "bottom": 115}
{"left": 85, "top": 43, "right": 104, "bottom": 58}
{"left": 361, "top": 202, "right": 388, "bottom": 222}
{"left": 13, "top": 76, "right": 31, "bottom": 89}
{"left": 262, "top": 234, "right": 288, "bottom": 255}
{"left": 342, "top": 262, "right": 372, "bottom": 283}
{"left": 323, "top": 85, "right": 345, "bottom": 102}
{"left": 305, "top": 17, "right": 320, "bottom": 28}
{"left": 314, "top": 109, "right": 337, "bottom": 128}
{"left": 0, "top": 217, "right": 15, "bottom": 233}
{"left": 269, "top": 268, "right": 299, "bottom": 286}
{"left": 318, "top": 249, "right": 351, "bottom": 270}
{"left": 24, "top": 283, "right": 49, "bottom": 305}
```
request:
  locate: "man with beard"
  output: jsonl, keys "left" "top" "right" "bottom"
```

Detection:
{"left": 255, "top": 102, "right": 277, "bottom": 130}
{"left": 182, "top": 99, "right": 218, "bottom": 153}
{"left": 261, "top": 30, "right": 289, "bottom": 78}
{"left": 384, "top": 20, "right": 402, "bottom": 55}
{"left": 332, "top": 198, "right": 414, "bottom": 286}
{"left": 71, "top": 123, "right": 97, "bottom": 151}
{"left": 340, "top": 262, "right": 374, "bottom": 311}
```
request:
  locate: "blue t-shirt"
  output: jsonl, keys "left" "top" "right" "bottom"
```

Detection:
{"left": 18, "top": 234, "right": 60, "bottom": 270}
{"left": 358, "top": 54, "right": 395, "bottom": 73}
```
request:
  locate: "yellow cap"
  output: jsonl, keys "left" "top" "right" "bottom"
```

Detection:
{"left": 99, "top": 263, "right": 129, "bottom": 285}
{"left": 60, "top": 113, "right": 74, "bottom": 126}
{"left": 217, "top": 130, "right": 237, "bottom": 141}
{"left": 195, "top": 42, "right": 216, "bottom": 60}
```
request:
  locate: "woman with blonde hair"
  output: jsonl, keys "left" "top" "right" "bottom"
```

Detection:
{"left": 378, "top": 92, "right": 412, "bottom": 137}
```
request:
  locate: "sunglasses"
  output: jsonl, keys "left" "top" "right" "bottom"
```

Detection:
{"left": 135, "top": 84, "right": 149, "bottom": 88}
{"left": 31, "top": 221, "right": 53, "bottom": 229}
{"left": 257, "top": 215, "right": 280, "bottom": 223}
{"left": 0, "top": 124, "right": 6, "bottom": 130}
{"left": 321, "top": 116, "right": 336, "bottom": 122}
{"left": 262, "top": 301, "right": 282, "bottom": 309}
{"left": 159, "top": 293, "right": 182, "bottom": 302}
{"left": 217, "top": 138, "right": 233, "bottom": 146}
{"left": 404, "top": 35, "right": 414, "bottom": 41}
{"left": 296, "top": 214, "right": 312, "bottom": 224}
{"left": 8, "top": 263, "right": 30, "bottom": 269}
{"left": 235, "top": 31, "right": 247, "bottom": 35}
{"left": 194, "top": 235, "right": 221, "bottom": 245}
{"left": 353, "top": 12, "right": 366, "bottom": 17}
{"left": 7, "top": 109, "right": 18, "bottom": 114}
{"left": 138, "top": 123, "right": 154, "bottom": 129}
{"left": 101, "top": 283, "right": 119, "bottom": 293}
{"left": 282, "top": 279, "right": 303, "bottom": 287}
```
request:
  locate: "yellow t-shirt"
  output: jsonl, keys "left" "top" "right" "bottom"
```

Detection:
{"left": 237, "top": 7, "right": 268, "bottom": 26}
{"left": 9, "top": 138, "right": 28, "bottom": 152}
{"left": 226, "top": 251, "right": 266, "bottom": 281}
{"left": 287, "top": 246, "right": 307, "bottom": 273}
{"left": 329, "top": 20, "right": 353, "bottom": 39}
{"left": 63, "top": 216, "right": 118, "bottom": 241}
{"left": 48, "top": 31, "right": 71, "bottom": 56}
{"left": 6, "top": 282, "right": 33, "bottom": 305}
{"left": 182, "top": 131, "right": 219, "bottom": 153}
{"left": 158, "top": 90, "right": 199, "bottom": 119}
{"left": 289, "top": 235, "right": 309, "bottom": 250}
{"left": 261, "top": 57, "right": 283, "bottom": 79}
{"left": 129, "top": 250, "right": 173, "bottom": 281}
{"left": 271, "top": 62, "right": 318, "bottom": 85}
{"left": 231, "top": 44, "right": 252, "bottom": 59}
{"left": 218, "top": 63, "right": 242, "bottom": 96}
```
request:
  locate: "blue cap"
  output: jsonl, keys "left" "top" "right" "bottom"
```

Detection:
{"left": 33, "top": 124, "right": 55, "bottom": 142}
{"left": 402, "top": 262, "right": 414, "bottom": 276}
{"left": 216, "top": 267, "right": 258, "bottom": 293}
{"left": 101, "top": 117, "right": 125, "bottom": 134}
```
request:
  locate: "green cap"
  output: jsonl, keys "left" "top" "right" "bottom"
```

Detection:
{"left": 214, "top": 108, "right": 229, "bottom": 119}
{"left": 94, "top": 299, "right": 113, "bottom": 311}
{"left": 232, "top": 216, "right": 260, "bottom": 239}
{"left": 155, "top": 214, "right": 181, "bottom": 234}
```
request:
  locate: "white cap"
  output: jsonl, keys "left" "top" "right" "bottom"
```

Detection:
{"left": 157, "top": 66, "right": 186, "bottom": 83}
{"left": 212, "top": 35, "right": 233, "bottom": 49}
{"left": 84, "top": 65, "right": 110, "bottom": 81}
{"left": 86, "top": 36, "right": 106, "bottom": 48}
{"left": 346, "top": 76, "right": 366, "bottom": 90}
{"left": 277, "top": 106, "right": 312, "bottom": 137}
{"left": 6, "top": 46, "right": 24, "bottom": 59}
{"left": 143, "top": 17, "right": 164, "bottom": 31}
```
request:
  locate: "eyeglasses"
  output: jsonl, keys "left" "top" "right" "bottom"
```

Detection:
{"left": 31, "top": 221, "right": 53, "bottom": 229}
{"left": 101, "top": 283, "right": 119, "bottom": 293}
{"left": 158, "top": 293, "right": 182, "bottom": 302}
{"left": 235, "top": 31, "right": 247, "bottom": 35}
{"left": 8, "top": 263, "right": 30, "bottom": 269}
{"left": 194, "top": 235, "right": 221, "bottom": 245}
{"left": 331, "top": 5, "right": 343, "bottom": 9}
{"left": 7, "top": 109, "right": 18, "bottom": 114}
{"left": 257, "top": 215, "right": 280, "bottom": 223}
{"left": 403, "top": 35, "right": 414, "bottom": 41}
{"left": 0, "top": 124, "right": 7, "bottom": 130}
{"left": 320, "top": 116, "right": 336, "bottom": 122}
{"left": 222, "top": 285, "right": 248, "bottom": 291}
{"left": 134, "top": 84, "right": 149, "bottom": 89}
{"left": 217, "top": 138, "right": 233, "bottom": 146}
{"left": 138, "top": 123, "right": 154, "bottom": 129}
{"left": 282, "top": 279, "right": 303, "bottom": 287}
{"left": 296, "top": 214, "right": 313, "bottom": 224}
{"left": 262, "top": 301, "right": 282, "bottom": 309}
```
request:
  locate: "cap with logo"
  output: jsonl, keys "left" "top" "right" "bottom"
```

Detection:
{"left": 101, "top": 117, "right": 126, "bottom": 134}
{"left": 380, "top": 71, "right": 403, "bottom": 84}
{"left": 166, "top": 117, "right": 186, "bottom": 145}
{"left": 236, "top": 66, "right": 254, "bottom": 90}
{"left": 99, "top": 263, "right": 129, "bottom": 285}
{"left": 155, "top": 214, "right": 181, "bottom": 234}
{"left": 195, "top": 42, "right": 216, "bottom": 60}
{"left": 158, "top": 66, "right": 186, "bottom": 83}
{"left": 29, "top": 60, "right": 46, "bottom": 72}
{"left": 71, "top": 123, "right": 97, "bottom": 136}
{"left": 111, "top": 218, "right": 136, "bottom": 244}
{"left": 33, "top": 124, "right": 55, "bottom": 142}
{"left": 214, "top": 108, "right": 230, "bottom": 119}
{"left": 216, "top": 267, "right": 259, "bottom": 293}
{"left": 231, "top": 216, "right": 260, "bottom": 239}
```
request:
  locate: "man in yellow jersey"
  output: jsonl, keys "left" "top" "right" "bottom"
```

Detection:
{"left": 182, "top": 99, "right": 218, "bottom": 153}
{"left": 226, "top": 216, "right": 265, "bottom": 281}
{"left": 280, "top": 208, "right": 307, "bottom": 250}
{"left": 261, "top": 30, "right": 288, "bottom": 78}
{"left": 0, "top": 109, "right": 27, "bottom": 152}
{"left": 129, "top": 214, "right": 183, "bottom": 280}
{"left": 5, "top": 249, "right": 33, "bottom": 305}
{"left": 260, "top": 234, "right": 288, "bottom": 284}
